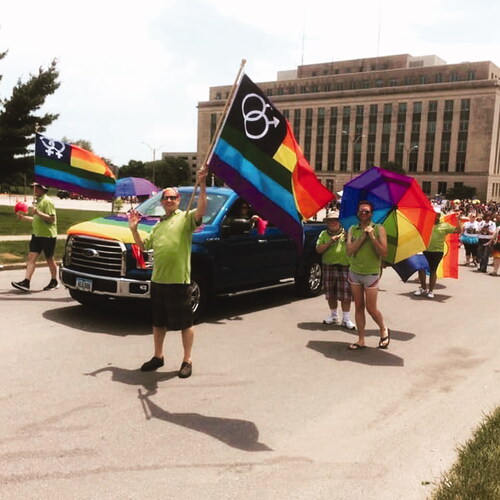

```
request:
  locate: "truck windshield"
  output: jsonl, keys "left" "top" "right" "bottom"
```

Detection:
{"left": 135, "top": 191, "right": 230, "bottom": 225}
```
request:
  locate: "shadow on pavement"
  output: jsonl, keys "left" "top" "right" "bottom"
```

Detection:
{"left": 307, "top": 340, "right": 405, "bottom": 367}
{"left": 138, "top": 389, "right": 273, "bottom": 452}
{"left": 85, "top": 366, "right": 178, "bottom": 393}
{"left": 43, "top": 304, "right": 152, "bottom": 336}
{"left": 297, "top": 324, "right": 416, "bottom": 342}
{"left": 202, "top": 286, "right": 300, "bottom": 324}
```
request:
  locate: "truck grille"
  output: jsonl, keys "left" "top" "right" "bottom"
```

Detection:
{"left": 65, "top": 236, "right": 125, "bottom": 277}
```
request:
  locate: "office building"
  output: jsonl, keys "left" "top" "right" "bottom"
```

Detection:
{"left": 197, "top": 54, "right": 500, "bottom": 201}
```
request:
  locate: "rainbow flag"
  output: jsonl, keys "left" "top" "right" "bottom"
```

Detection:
{"left": 437, "top": 212, "right": 459, "bottom": 279}
{"left": 34, "top": 134, "right": 116, "bottom": 200}
{"left": 208, "top": 74, "right": 334, "bottom": 250}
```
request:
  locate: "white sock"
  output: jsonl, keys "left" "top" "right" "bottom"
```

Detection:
{"left": 342, "top": 312, "right": 350, "bottom": 321}
{"left": 331, "top": 309, "right": 338, "bottom": 318}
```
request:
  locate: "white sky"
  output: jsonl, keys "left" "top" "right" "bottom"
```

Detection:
{"left": 2, "top": 0, "right": 500, "bottom": 166}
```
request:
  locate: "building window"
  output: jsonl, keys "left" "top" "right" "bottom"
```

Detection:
{"left": 444, "top": 100, "right": 454, "bottom": 111}
{"left": 456, "top": 161, "right": 465, "bottom": 172}
{"left": 422, "top": 181, "right": 431, "bottom": 195}
{"left": 419, "top": 75, "right": 426, "bottom": 84}
{"left": 439, "top": 161, "right": 449, "bottom": 172}
{"left": 450, "top": 73, "right": 459, "bottom": 82}
{"left": 413, "top": 102, "right": 422, "bottom": 113}
{"left": 293, "top": 109, "right": 301, "bottom": 142}
{"left": 370, "top": 104, "right": 378, "bottom": 116}
{"left": 390, "top": 79, "right": 397, "bottom": 86}
{"left": 461, "top": 99, "right": 470, "bottom": 111}
{"left": 437, "top": 181, "right": 447, "bottom": 195}
{"left": 424, "top": 160, "right": 433, "bottom": 172}
{"left": 435, "top": 73, "right": 442, "bottom": 83}
{"left": 468, "top": 71, "right": 475, "bottom": 81}
{"left": 429, "top": 100, "right": 438, "bottom": 112}
{"left": 384, "top": 103, "right": 392, "bottom": 115}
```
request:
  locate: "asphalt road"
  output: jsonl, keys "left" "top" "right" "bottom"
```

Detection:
{"left": 0, "top": 265, "right": 499, "bottom": 499}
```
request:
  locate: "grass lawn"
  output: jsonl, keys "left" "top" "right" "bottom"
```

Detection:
{"left": 431, "top": 406, "right": 500, "bottom": 498}
{"left": 1, "top": 239, "right": 66, "bottom": 264}
{"left": 0, "top": 204, "right": 110, "bottom": 236}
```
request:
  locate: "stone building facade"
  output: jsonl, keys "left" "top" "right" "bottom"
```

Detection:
{"left": 197, "top": 54, "right": 500, "bottom": 201}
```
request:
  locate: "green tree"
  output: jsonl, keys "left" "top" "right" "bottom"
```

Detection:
{"left": 118, "top": 160, "right": 146, "bottom": 179}
{"left": 151, "top": 157, "right": 190, "bottom": 187}
{"left": 446, "top": 185, "right": 476, "bottom": 200}
{"left": 383, "top": 160, "right": 406, "bottom": 175}
{"left": 0, "top": 55, "right": 60, "bottom": 186}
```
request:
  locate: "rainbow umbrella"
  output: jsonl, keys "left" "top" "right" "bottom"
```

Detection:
{"left": 115, "top": 177, "right": 158, "bottom": 197}
{"left": 339, "top": 167, "right": 436, "bottom": 263}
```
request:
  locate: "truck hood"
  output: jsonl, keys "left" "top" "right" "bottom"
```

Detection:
{"left": 67, "top": 214, "right": 156, "bottom": 243}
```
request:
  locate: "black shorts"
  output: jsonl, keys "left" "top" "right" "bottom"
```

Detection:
{"left": 150, "top": 282, "right": 193, "bottom": 330}
{"left": 29, "top": 235, "right": 57, "bottom": 258}
{"left": 423, "top": 251, "right": 444, "bottom": 273}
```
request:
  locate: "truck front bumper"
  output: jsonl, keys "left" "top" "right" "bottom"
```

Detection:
{"left": 60, "top": 267, "right": 151, "bottom": 299}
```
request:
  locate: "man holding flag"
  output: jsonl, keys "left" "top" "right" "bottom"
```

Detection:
{"left": 128, "top": 169, "right": 208, "bottom": 378}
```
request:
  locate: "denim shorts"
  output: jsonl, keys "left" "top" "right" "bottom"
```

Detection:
{"left": 348, "top": 270, "right": 380, "bottom": 289}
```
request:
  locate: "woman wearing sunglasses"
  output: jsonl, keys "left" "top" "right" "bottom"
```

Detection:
{"left": 346, "top": 201, "right": 390, "bottom": 350}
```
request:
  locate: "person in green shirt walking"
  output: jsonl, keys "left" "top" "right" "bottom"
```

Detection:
{"left": 414, "top": 207, "right": 460, "bottom": 299}
{"left": 316, "top": 211, "right": 355, "bottom": 329}
{"left": 11, "top": 183, "right": 59, "bottom": 292}
{"left": 128, "top": 169, "right": 207, "bottom": 379}
{"left": 346, "top": 201, "right": 389, "bottom": 350}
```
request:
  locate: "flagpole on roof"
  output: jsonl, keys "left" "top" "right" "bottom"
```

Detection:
{"left": 185, "top": 58, "right": 247, "bottom": 213}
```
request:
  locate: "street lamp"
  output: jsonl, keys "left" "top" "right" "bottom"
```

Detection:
{"left": 141, "top": 142, "right": 166, "bottom": 185}
{"left": 343, "top": 131, "right": 366, "bottom": 179}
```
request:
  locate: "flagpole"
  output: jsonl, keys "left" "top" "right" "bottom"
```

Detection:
{"left": 32, "top": 123, "right": 40, "bottom": 206}
{"left": 184, "top": 58, "right": 247, "bottom": 213}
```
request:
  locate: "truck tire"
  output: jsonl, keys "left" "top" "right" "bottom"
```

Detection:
{"left": 69, "top": 288, "right": 109, "bottom": 308}
{"left": 295, "top": 257, "right": 323, "bottom": 297}
{"left": 191, "top": 272, "right": 208, "bottom": 322}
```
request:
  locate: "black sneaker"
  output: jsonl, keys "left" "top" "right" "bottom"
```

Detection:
{"left": 12, "top": 279, "right": 30, "bottom": 292}
{"left": 43, "top": 279, "right": 59, "bottom": 291}
{"left": 140, "top": 356, "right": 164, "bottom": 372}
{"left": 178, "top": 361, "right": 192, "bottom": 379}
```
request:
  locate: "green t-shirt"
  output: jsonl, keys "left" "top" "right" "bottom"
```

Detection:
{"left": 144, "top": 209, "right": 200, "bottom": 284}
{"left": 316, "top": 230, "right": 350, "bottom": 265}
{"left": 426, "top": 222, "right": 456, "bottom": 252}
{"left": 32, "top": 194, "right": 57, "bottom": 238}
{"left": 348, "top": 223, "right": 382, "bottom": 275}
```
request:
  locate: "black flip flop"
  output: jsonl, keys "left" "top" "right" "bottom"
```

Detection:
{"left": 378, "top": 329, "right": 391, "bottom": 349}
{"left": 348, "top": 343, "right": 366, "bottom": 350}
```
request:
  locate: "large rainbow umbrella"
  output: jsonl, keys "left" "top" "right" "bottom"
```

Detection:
{"left": 339, "top": 167, "right": 436, "bottom": 264}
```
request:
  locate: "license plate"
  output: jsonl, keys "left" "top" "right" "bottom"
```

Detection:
{"left": 76, "top": 277, "right": 93, "bottom": 292}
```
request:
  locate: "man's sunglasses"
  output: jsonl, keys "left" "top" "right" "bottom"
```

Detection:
{"left": 358, "top": 210, "right": 372, "bottom": 214}
{"left": 162, "top": 195, "right": 179, "bottom": 201}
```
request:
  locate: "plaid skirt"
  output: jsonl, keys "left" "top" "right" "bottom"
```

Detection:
{"left": 323, "top": 264, "right": 352, "bottom": 302}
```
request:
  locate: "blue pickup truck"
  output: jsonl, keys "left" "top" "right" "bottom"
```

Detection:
{"left": 60, "top": 186, "right": 326, "bottom": 319}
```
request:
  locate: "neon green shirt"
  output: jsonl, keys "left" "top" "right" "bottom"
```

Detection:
{"left": 349, "top": 223, "right": 382, "bottom": 275}
{"left": 316, "top": 230, "right": 350, "bottom": 265}
{"left": 32, "top": 194, "right": 57, "bottom": 238}
{"left": 144, "top": 209, "right": 200, "bottom": 284}
{"left": 426, "top": 222, "right": 456, "bottom": 252}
